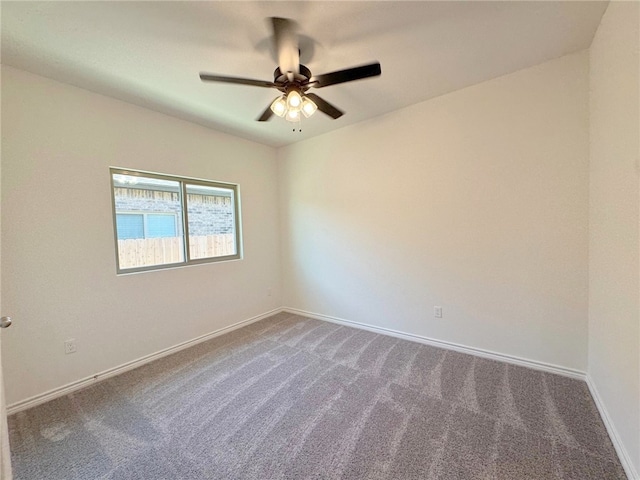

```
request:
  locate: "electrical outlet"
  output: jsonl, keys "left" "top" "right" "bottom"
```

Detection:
{"left": 64, "top": 339, "right": 77, "bottom": 354}
{"left": 434, "top": 306, "right": 443, "bottom": 318}
{"left": 267, "top": 288, "right": 272, "bottom": 297}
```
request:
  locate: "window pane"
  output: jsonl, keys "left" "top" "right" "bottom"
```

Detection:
{"left": 113, "top": 173, "right": 184, "bottom": 269}
{"left": 185, "top": 184, "right": 237, "bottom": 260}
{"left": 116, "top": 214, "right": 144, "bottom": 240}
{"left": 147, "top": 214, "right": 177, "bottom": 238}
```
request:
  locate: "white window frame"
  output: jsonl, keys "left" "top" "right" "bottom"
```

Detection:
{"left": 110, "top": 167, "right": 242, "bottom": 274}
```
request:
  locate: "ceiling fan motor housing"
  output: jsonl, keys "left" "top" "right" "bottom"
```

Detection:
{"left": 273, "top": 64, "right": 313, "bottom": 93}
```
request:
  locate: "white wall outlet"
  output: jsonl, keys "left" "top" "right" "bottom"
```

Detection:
{"left": 64, "top": 339, "right": 77, "bottom": 354}
{"left": 267, "top": 288, "right": 272, "bottom": 297}
{"left": 434, "top": 306, "right": 443, "bottom": 318}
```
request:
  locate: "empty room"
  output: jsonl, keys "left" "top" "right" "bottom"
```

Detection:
{"left": 0, "top": 1, "right": 638, "bottom": 479}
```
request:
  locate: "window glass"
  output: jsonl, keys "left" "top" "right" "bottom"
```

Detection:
{"left": 186, "top": 184, "right": 237, "bottom": 260}
{"left": 147, "top": 214, "right": 177, "bottom": 238}
{"left": 116, "top": 214, "right": 144, "bottom": 240}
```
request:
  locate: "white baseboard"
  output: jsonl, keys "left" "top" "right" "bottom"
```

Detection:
{"left": 586, "top": 375, "right": 639, "bottom": 480}
{"left": 7, "top": 308, "right": 283, "bottom": 415}
{"left": 283, "top": 307, "right": 586, "bottom": 380}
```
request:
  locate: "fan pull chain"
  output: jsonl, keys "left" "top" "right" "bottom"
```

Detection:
{"left": 292, "top": 116, "right": 302, "bottom": 133}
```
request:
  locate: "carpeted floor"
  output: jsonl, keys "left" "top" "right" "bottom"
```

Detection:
{"left": 9, "top": 312, "right": 627, "bottom": 479}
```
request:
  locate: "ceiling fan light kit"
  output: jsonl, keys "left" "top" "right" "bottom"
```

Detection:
{"left": 199, "top": 17, "right": 382, "bottom": 126}
{"left": 301, "top": 97, "right": 318, "bottom": 117}
{"left": 270, "top": 96, "right": 287, "bottom": 117}
{"left": 286, "top": 90, "right": 302, "bottom": 110}
{"left": 270, "top": 89, "right": 318, "bottom": 122}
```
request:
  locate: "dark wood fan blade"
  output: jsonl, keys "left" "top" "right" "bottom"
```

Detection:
{"left": 308, "top": 62, "right": 381, "bottom": 89}
{"left": 199, "top": 73, "right": 276, "bottom": 88}
{"left": 271, "top": 17, "right": 299, "bottom": 74}
{"left": 305, "top": 93, "right": 344, "bottom": 119}
{"left": 257, "top": 103, "right": 274, "bottom": 122}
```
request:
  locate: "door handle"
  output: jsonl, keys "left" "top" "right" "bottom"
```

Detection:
{"left": 0, "top": 317, "right": 12, "bottom": 328}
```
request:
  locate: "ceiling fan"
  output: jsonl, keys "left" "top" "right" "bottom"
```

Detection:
{"left": 199, "top": 17, "right": 382, "bottom": 123}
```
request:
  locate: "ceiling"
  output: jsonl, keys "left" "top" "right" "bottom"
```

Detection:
{"left": 1, "top": 1, "right": 607, "bottom": 147}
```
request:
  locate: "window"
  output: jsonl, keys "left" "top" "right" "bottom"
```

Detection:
{"left": 116, "top": 214, "right": 144, "bottom": 240}
{"left": 115, "top": 213, "right": 177, "bottom": 240}
{"left": 110, "top": 168, "right": 241, "bottom": 273}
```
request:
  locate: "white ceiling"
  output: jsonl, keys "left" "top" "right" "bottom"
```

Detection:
{"left": 1, "top": 1, "right": 607, "bottom": 147}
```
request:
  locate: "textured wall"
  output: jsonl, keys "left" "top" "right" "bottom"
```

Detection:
{"left": 279, "top": 51, "right": 590, "bottom": 371}
{"left": 588, "top": 1, "right": 640, "bottom": 475}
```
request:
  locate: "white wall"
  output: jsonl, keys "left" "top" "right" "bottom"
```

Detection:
{"left": 279, "top": 51, "right": 590, "bottom": 371}
{"left": 0, "top": 66, "right": 281, "bottom": 405}
{"left": 588, "top": 1, "right": 640, "bottom": 476}
{"left": 0, "top": 65, "right": 12, "bottom": 480}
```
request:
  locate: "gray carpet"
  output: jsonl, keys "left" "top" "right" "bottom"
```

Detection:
{"left": 9, "top": 312, "right": 627, "bottom": 479}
